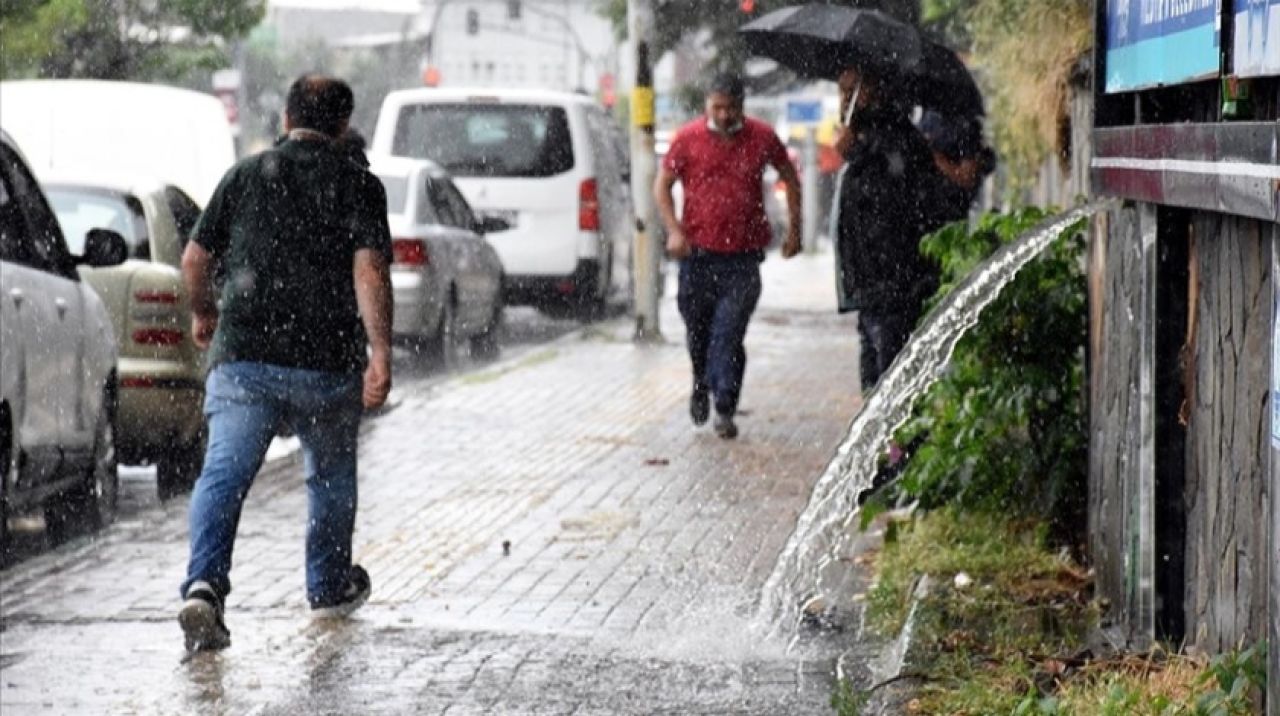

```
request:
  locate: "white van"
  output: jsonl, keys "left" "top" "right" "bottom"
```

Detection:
{"left": 370, "top": 88, "right": 633, "bottom": 315}
{"left": 0, "top": 80, "right": 236, "bottom": 206}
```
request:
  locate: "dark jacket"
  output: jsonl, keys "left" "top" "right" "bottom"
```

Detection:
{"left": 834, "top": 107, "right": 948, "bottom": 314}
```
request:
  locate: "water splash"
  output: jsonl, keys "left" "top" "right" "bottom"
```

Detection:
{"left": 755, "top": 201, "right": 1116, "bottom": 646}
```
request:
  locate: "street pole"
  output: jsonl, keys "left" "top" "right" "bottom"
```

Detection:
{"left": 802, "top": 126, "right": 819, "bottom": 254}
{"left": 628, "top": 0, "right": 661, "bottom": 342}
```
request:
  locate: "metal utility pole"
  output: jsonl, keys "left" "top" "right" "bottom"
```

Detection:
{"left": 627, "top": 0, "right": 661, "bottom": 341}
{"left": 801, "top": 126, "right": 819, "bottom": 253}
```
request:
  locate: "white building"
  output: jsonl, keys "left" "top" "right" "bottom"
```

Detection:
{"left": 420, "top": 0, "right": 618, "bottom": 93}
{"left": 265, "top": 1, "right": 619, "bottom": 95}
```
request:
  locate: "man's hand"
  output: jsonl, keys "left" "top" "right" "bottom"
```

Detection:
{"left": 834, "top": 126, "right": 856, "bottom": 157}
{"left": 781, "top": 229, "right": 803, "bottom": 259}
{"left": 363, "top": 349, "right": 392, "bottom": 410}
{"left": 665, "top": 228, "right": 692, "bottom": 259}
{"left": 354, "top": 248, "right": 393, "bottom": 410}
{"left": 192, "top": 311, "right": 218, "bottom": 350}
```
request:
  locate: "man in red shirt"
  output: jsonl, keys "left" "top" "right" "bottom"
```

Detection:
{"left": 654, "top": 74, "right": 802, "bottom": 439}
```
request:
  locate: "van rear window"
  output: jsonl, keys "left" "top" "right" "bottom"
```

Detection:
{"left": 392, "top": 103, "right": 574, "bottom": 178}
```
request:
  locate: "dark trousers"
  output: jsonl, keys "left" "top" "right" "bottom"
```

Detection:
{"left": 677, "top": 252, "right": 763, "bottom": 417}
{"left": 857, "top": 308, "right": 919, "bottom": 393}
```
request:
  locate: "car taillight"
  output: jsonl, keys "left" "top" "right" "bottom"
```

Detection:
{"left": 134, "top": 290, "right": 180, "bottom": 304}
{"left": 392, "top": 238, "right": 428, "bottom": 266}
{"left": 133, "top": 328, "right": 184, "bottom": 346}
{"left": 579, "top": 178, "right": 600, "bottom": 231}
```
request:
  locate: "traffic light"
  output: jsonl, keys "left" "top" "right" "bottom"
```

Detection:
{"left": 740, "top": 0, "right": 755, "bottom": 13}
{"left": 466, "top": 8, "right": 479, "bottom": 34}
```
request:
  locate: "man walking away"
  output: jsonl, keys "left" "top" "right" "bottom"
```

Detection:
{"left": 178, "top": 74, "right": 394, "bottom": 652}
{"left": 655, "top": 73, "right": 802, "bottom": 440}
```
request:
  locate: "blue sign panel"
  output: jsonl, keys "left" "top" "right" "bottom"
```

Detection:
{"left": 1106, "top": 0, "right": 1221, "bottom": 92}
{"left": 1235, "top": 0, "right": 1280, "bottom": 77}
{"left": 785, "top": 100, "right": 822, "bottom": 125}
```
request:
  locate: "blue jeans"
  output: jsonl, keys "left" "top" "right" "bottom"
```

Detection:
{"left": 181, "top": 362, "right": 363, "bottom": 608}
{"left": 677, "top": 252, "right": 763, "bottom": 417}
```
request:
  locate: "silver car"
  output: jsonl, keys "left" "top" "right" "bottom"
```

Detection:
{"left": 44, "top": 174, "right": 206, "bottom": 498}
{"left": 370, "top": 156, "right": 507, "bottom": 362}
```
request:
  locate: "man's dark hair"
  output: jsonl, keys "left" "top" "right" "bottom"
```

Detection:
{"left": 707, "top": 73, "right": 746, "bottom": 103}
{"left": 285, "top": 74, "right": 355, "bottom": 137}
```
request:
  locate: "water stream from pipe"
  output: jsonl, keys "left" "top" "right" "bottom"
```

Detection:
{"left": 755, "top": 201, "right": 1116, "bottom": 648}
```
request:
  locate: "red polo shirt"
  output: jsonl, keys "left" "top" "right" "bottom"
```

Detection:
{"left": 663, "top": 116, "right": 788, "bottom": 254}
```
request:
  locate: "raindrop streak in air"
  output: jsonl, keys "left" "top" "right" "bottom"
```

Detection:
{"left": 755, "top": 201, "right": 1116, "bottom": 649}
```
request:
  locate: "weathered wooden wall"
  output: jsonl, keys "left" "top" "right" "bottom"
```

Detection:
{"left": 1088, "top": 205, "right": 1144, "bottom": 631}
{"left": 1271, "top": 226, "right": 1279, "bottom": 716}
{"left": 1183, "top": 213, "right": 1272, "bottom": 654}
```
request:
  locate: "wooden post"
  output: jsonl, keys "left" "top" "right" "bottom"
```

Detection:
{"left": 1269, "top": 225, "right": 1279, "bottom": 716}
{"left": 1127, "top": 203, "right": 1158, "bottom": 648}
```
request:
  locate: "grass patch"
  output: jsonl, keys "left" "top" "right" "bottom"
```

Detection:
{"left": 847, "top": 510, "right": 1267, "bottom": 715}
{"left": 864, "top": 509, "right": 1074, "bottom": 637}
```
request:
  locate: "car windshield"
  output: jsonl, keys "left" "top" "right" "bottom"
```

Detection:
{"left": 392, "top": 103, "right": 574, "bottom": 178}
{"left": 376, "top": 173, "right": 409, "bottom": 216}
{"left": 46, "top": 186, "right": 149, "bottom": 259}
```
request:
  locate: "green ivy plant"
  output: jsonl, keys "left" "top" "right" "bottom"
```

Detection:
{"left": 873, "top": 207, "right": 1089, "bottom": 541}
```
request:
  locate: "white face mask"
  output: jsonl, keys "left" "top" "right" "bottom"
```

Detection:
{"left": 707, "top": 117, "right": 744, "bottom": 135}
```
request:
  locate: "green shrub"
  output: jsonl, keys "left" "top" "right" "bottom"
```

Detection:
{"left": 879, "top": 207, "right": 1089, "bottom": 540}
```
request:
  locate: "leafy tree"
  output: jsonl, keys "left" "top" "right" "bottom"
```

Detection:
{"left": 602, "top": 0, "right": 921, "bottom": 76}
{"left": 0, "top": 0, "right": 264, "bottom": 81}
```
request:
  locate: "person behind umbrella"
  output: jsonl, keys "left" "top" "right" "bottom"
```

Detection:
{"left": 917, "top": 110, "right": 996, "bottom": 224}
{"left": 654, "top": 73, "right": 803, "bottom": 440}
{"left": 831, "top": 64, "right": 946, "bottom": 393}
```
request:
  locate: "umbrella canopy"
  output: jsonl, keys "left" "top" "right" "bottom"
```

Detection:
{"left": 911, "top": 40, "right": 985, "bottom": 118}
{"left": 739, "top": 4, "right": 924, "bottom": 82}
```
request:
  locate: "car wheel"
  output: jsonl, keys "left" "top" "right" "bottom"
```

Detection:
{"left": 417, "top": 291, "right": 457, "bottom": 367}
{"left": 470, "top": 301, "right": 504, "bottom": 361}
{"left": 574, "top": 266, "right": 607, "bottom": 323}
{"left": 46, "top": 393, "right": 119, "bottom": 540}
{"left": 157, "top": 431, "right": 206, "bottom": 500}
{"left": 0, "top": 422, "right": 14, "bottom": 559}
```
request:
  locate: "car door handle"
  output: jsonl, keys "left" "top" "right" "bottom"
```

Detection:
{"left": 8, "top": 288, "right": 23, "bottom": 308}
{"left": 54, "top": 297, "right": 68, "bottom": 317}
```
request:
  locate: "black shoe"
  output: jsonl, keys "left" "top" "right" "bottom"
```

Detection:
{"left": 179, "top": 581, "right": 231, "bottom": 652}
{"left": 713, "top": 413, "right": 738, "bottom": 440}
{"left": 690, "top": 389, "right": 710, "bottom": 426}
{"left": 311, "top": 565, "right": 372, "bottom": 619}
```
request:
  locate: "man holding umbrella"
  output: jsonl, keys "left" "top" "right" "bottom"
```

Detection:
{"left": 741, "top": 4, "right": 975, "bottom": 392}
{"left": 655, "top": 73, "right": 803, "bottom": 440}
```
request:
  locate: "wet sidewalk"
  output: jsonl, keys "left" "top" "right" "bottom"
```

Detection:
{"left": 0, "top": 248, "right": 865, "bottom": 715}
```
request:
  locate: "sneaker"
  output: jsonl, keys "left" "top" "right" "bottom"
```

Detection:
{"left": 690, "top": 388, "right": 710, "bottom": 426}
{"left": 713, "top": 413, "right": 739, "bottom": 440}
{"left": 179, "top": 580, "right": 231, "bottom": 652}
{"left": 311, "top": 565, "right": 371, "bottom": 619}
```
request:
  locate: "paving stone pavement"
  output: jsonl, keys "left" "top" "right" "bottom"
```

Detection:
{"left": 0, "top": 250, "right": 870, "bottom": 715}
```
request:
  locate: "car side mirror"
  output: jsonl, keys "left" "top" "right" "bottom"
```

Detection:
{"left": 79, "top": 228, "right": 129, "bottom": 267}
{"left": 474, "top": 216, "right": 511, "bottom": 235}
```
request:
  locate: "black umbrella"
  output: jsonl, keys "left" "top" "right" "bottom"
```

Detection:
{"left": 739, "top": 4, "right": 924, "bottom": 82}
{"left": 911, "top": 40, "right": 985, "bottom": 118}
